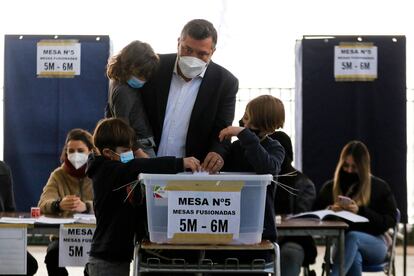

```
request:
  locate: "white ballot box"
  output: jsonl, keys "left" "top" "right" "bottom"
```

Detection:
{"left": 139, "top": 173, "right": 272, "bottom": 245}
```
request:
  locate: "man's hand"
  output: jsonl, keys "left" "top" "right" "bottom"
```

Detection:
{"left": 201, "top": 152, "right": 224, "bottom": 174}
{"left": 183, "top": 157, "right": 201, "bottom": 172}
{"left": 218, "top": 126, "right": 244, "bottom": 142}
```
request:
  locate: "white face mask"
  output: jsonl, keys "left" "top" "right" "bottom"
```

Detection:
{"left": 178, "top": 56, "right": 207, "bottom": 79}
{"left": 67, "top": 152, "right": 89, "bottom": 169}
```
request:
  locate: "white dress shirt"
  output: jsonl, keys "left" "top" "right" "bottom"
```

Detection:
{"left": 157, "top": 59, "right": 206, "bottom": 157}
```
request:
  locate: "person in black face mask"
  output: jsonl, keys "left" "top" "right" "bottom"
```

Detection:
{"left": 314, "top": 140, "right": 397, "bottom": 276}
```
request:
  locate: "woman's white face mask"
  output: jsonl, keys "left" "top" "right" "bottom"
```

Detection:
{"left": 178, "top": 56, "right": 207, "bottom": 79}
{"left": 68, "top": 152, "right": 89, "bottom": 169}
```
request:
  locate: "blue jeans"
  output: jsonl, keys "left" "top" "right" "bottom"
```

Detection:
{"left": 280, "top": 242, "right": 305, "bottom": 276}
{"left": 331, "top": 231, "right": 387, "bottom": 276}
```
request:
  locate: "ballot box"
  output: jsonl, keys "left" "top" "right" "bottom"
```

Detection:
{"left": 139, "top": 173, "right": 272, "bottom": 245}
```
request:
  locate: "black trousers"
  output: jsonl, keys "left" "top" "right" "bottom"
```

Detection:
{"left": 45, "top": 239, "right": 68, "bottom": 276}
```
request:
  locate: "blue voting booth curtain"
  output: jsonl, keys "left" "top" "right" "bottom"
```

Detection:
{"left": 4, "top": 35, "right": 110, "bottom": 211}
{"left": 300, "top": 36, "right": 407, "bottom": 222}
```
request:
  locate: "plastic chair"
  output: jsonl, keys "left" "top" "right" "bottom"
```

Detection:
{"left": 362, "top": 208, "right": 400, "bottom": 276}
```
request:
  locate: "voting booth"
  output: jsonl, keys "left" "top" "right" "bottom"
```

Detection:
{"left": 139, "top": 173, "right": 272, "bottom": 245}
{"left": 0, "top": 224, "right": 27, "bottom": 275}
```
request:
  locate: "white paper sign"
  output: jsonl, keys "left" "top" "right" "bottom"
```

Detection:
{"left": 167, "top": 191, "right": 241, "bottom": 239}
{"left": 59, "top": 224, "right": 95, "bottom": 267}
{"left": 334, "top": 43, "right": 377, "bottom": 81}
{"left": 37, "top": 40, "right": 81, "bottom": 77}
{"left": 0, "top": 227, "right": 27, "bottom": 274}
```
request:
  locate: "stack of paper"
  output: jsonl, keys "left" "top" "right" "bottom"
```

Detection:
{"left": 73, "top": 214, "right": 96, "bottom": 224}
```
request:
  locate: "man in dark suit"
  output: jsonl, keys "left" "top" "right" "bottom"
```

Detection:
{"left": 143, "top": 19, "right": 239, "bottom": 173}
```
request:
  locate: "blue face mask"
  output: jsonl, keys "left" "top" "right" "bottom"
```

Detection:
{"left": 118, "top": 150, "right": 134, "bottom": 163}
{"left": 127, "top": 76, "right": 146, "bottom": 89}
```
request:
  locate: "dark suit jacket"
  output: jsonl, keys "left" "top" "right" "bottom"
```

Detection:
{"left": 142, "top": 53, "right": 239, "bottom": 161}
{"left": 0, "top": 160, "right": 16, "bottom": 212}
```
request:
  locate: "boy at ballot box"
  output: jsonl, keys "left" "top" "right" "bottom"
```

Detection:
{"left": 85, "top": 118, "right": 200, "bottom": 276}
{"left": 206, "top": 94, "right": 285, "bottom": 272}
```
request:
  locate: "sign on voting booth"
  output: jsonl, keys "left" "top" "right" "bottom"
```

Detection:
{"left": 140, "top": 173, "right": 272, "bottom": 245}
{"left": 59, "top": 224, "right": 95, "bottom": 267}
{"left": 0, "top": 224, "right": 27, "bottom": 275}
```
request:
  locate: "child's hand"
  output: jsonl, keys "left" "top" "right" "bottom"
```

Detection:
{"left": 183, "top": 157, "right": 201, "bottom": 172}
{"left": 218, "top": 126, "right": 244, "bottom": 141}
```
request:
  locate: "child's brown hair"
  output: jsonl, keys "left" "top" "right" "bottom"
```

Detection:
{"left": 244, "top": 95, "right": 285, "bottom": 134}
{"left": 93, "top": 118, "right": 135, "bottom": 154}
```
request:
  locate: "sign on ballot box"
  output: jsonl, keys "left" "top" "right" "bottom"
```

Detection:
{"left": 168, "top": 189, "right": 241, "bottom": 242}
{"left": 59, "top": 224, "right": 95, "bottom": 267}
{"left": 140, "top": 173, "right": 273, "bottom": 245}
{"left": 0, "top": 225, "right": 27, "bottom": 275}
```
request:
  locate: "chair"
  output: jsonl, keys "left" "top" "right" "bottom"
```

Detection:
{"left": 362, "top": 208, "right": 400, "bottom": 276}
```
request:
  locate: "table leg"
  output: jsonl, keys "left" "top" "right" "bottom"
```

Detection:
{"left": 133, "top": 243, "right": 141, "bottom": 276}
{"left": 339, "top": 229, "right": 345, "bottom": 276}
{"left": 324, "top": 237, "right": 332, "bottom": 276}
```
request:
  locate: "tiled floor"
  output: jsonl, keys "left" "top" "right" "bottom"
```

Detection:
{"left": 28, "top": 245, "right": 414, "bottom": 275}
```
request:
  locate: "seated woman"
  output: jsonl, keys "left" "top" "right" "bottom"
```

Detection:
{"left": 270, "top": 131, "right": 317, "bottom": 276}
{"left": 314, "top": 140, "right": 397, "bottom": 276}
{"left": 0, "top": 160, "right": 38, "bottom": 276}
{"left": 38, "top": 129, "right": 96, "bottom": 276}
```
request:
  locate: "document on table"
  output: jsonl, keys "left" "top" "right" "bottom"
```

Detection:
{"left": 73, "top": 214, "right": 96, "bottom": 224}
{"left": 0, "top": 217, "right": 36, "bottom": 224}
{"left": 0, "top": 226, "right": 27, "bottom": 274}
{"left": 35, "top": 216, "right": 77, "bottom": 224}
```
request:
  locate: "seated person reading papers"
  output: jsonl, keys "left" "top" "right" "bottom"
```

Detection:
{"left": 271, "top": 131, "right": 317, "bottom": 276}
{"left": 314, "top": 140, "right": 397, "bottom": 276}
{"left": 1, "top": 160, "right": 38, "bottom": 276}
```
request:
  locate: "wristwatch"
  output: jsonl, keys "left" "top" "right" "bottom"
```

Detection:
{"left": 52, "top": 199, "right": 61, "bottom": 213}
{"left": 83, "top": 202, "right": 91, "bottom": 213}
